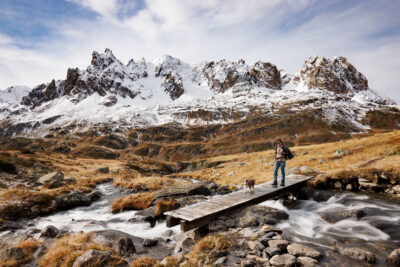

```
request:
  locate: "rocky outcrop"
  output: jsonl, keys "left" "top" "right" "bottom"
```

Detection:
{"left": 95, "top": 134, "right": 128, "bottom": 150}
{"left": 250, "top": 61, "right": 281, "bottom": 89}
{"left": 300, "top": 56, "right": 368, "bottom": 94}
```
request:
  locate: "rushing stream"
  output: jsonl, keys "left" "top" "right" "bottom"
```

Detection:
{"left": 21, "top": 183, "right": 181, "bottom": 240}
{"left": 261, "top": 191, "right": 400, "bottom": 266}
{"left": 2, "top": 183, "right": 400, "bottom": 265}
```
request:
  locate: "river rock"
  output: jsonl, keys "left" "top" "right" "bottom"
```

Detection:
{"left": 358, "top": 180, "right": 385, "bottom": 192}
{"left": 247, "top": 241, "right": 265, "bottom": 251}
{"left": 213, "top": 256, "right": 227, "bottom": 265}
{"left": 38, "top": 171, "right": 64, "bottom": 184}
{"left": 239, "top": 216, "right": 259, "bottom": 227}
{"left": 153, "top": 181, "right": 211, "bottom": 201}
{"left": 114, "top": 237, "right": 135, "bottom": 256}
{"left": 209, "top": 249, "right": 228, "bottom": 258}
{"left": 268, "top": 240, "right": 288, "bottom": 250}
{"left": 258, "top": 225, "right": 283, "bottom": 234}
{"left": 335, "top": 244, "right": 376, "bottom": 263}
{"left": 174, "top": 229, "right": 198, "bottom": 254}
{"left": 40, "top": 225, "right": 60, "bottom": 238}
{"left": 241, "top": 261, "right": 255, "bottom": 267}
{"left": 72, "top": 249, "right": 111, "bottom": 267}
{"left": 87, "top": 190, "right": 102, "bottom": 201}
{"left": 236, "top": 205, "right": 289, "bottom": 227}
{"left": 297, "top": 256, "right": 318, "bottom": 267}
{"left": 270, "top": 254, "right": 296, "bottom": 266}
{"left": 387, "top": 249, "right": 400, "bottom": 267}
{"left": 0, "top": 219, "right": 22, "bottom": 231}
{"left": 287, "top": 243, "right": 321, "bottom": 258}
{"left": 318, "top": 208, "right": 365, "bottom": 223}
{"left": 91, "top": 230, "right": 171, "bottom": 260}
{"left": 55, "top": 191, "right": 91, "bottom": 210}
{"left": 265, "top": 247, "right": 281, "bottom": 257}
{"left": 143, "top": 238, "right": 158, "bottom": 247}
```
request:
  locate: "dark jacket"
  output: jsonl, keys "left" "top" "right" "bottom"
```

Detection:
{"left": 275, "top": 145, "right": 291, "bottom": 160}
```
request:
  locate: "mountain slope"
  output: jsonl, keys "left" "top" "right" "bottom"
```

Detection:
{"left": 0, "top": 49, "right": 398, "bottom": 140}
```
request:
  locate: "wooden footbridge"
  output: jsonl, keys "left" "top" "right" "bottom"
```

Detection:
{"left": 165, "top": 175, "right": 313, "bottom": 232}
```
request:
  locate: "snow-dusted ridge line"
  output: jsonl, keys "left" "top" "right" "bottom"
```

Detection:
{"left": 0, "top": 49, "right": 398, "bottom": 136}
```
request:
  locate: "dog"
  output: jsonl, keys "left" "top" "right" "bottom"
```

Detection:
{"left": 243, "top": 178, "right": 255, "bottom": 192}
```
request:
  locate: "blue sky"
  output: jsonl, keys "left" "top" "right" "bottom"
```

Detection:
{"left": 0, "top": 0, "right": 399, "bottom": 102}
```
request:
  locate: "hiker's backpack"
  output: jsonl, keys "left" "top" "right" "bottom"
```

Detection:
{"left": 285, "top": 147, "right": 294, "bottom": 160}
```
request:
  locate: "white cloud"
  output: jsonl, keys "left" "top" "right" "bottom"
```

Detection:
{"left": 0, "top": 0, "right": 399, "bottom": 103}
{"left": 68, "top": 0, "right": 120, "bottom": 18}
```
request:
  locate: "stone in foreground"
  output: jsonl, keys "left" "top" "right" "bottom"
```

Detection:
{"left": 287, "top": 243, "right": 321, "bottom": 258}
{"left": 335, "top": 244, "right": 376, "bottom": 263}
{"left": 387, "top": 249, "right": 400, "bottom": 267}
{"left": 270, "top": 254, "right": 296, "bottom": 267}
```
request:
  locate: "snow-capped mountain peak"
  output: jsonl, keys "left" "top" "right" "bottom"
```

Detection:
{"left": 0, "top": 49, "right": 398, "bottom": 137}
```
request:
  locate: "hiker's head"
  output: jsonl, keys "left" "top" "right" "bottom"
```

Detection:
{"left": 276, "top": 138, "right": 283, "bottom": 146}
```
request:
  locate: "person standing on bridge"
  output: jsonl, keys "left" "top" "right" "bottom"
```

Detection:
{"left": 272, "top": 138, "right": 290, "bottom": 186}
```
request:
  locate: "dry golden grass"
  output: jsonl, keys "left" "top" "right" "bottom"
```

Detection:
{"left": 154, "top": 198, "right": 180, "bottom": 215}
{"left": 111, "top": 192, "right": 156, "bottom": 213}
{"left": 17, "top": 238, "right": 43, "bottom": 256}
{"left": 113, "top": 175, "right": 189, "bottom": 191}
{"left": 185, "top": 234, "right": 231, "bottom": 266}
{"left": 0, "top": 238, "right": 42, "bottom": 267}
{"left": 156, "top": 256, "right": 178, "bottom": 267}
{"left": 39, "top": 232, "right": 110, "bottom": 267}
{"left": 130, "top": 257, "right": 158, "bottom": 267}
{"left": 174, "top": 130, "right": 400, "bottom": 186}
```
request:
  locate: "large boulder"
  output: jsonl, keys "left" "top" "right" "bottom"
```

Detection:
{"left": 38, "top": 171, "right": 64, "bottom": 184}
{"left": 335, "top": 244, "right": 376, "bottom": 263}
{"left": 318, "top": 208, "right": 365, "bottom": 223}
{"left": 237, "top": 205, "right": 289, "bottom": 227}
{"left": 387, "top": 249, "right": 400, "bottom": 267}
{"left": 55, "top": 191, "right": 91, "bottom": 210}
{"left": 91, "top": 230, "right": 172, "bottom": 261}
{"left": 287, "top": 243, "right": 321, "bottom": 258}
{"left": 153, "top": 181, "right": 211, "bottom": 201}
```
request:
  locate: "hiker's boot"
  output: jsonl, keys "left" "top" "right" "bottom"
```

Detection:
{"left": 280, "top": 181, "right": 285, "bottom": 186}
{"left": 272, "top": 181, "right": 278, "bottom": 186}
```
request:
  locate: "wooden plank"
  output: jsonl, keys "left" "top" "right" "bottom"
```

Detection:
{"left": 166, "top": 175, "right": 313, "bottom": 229}
{"left": 166, "top": 215, "right": 181, "bottom": 227}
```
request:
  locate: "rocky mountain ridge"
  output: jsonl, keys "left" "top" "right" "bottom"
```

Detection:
{"left": 0, "top": 49, "right": 398, "bottom": 138}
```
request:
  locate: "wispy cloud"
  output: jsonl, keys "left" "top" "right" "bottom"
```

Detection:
{"left": 0, "top": 0, "right": 399, "bottom": 102}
